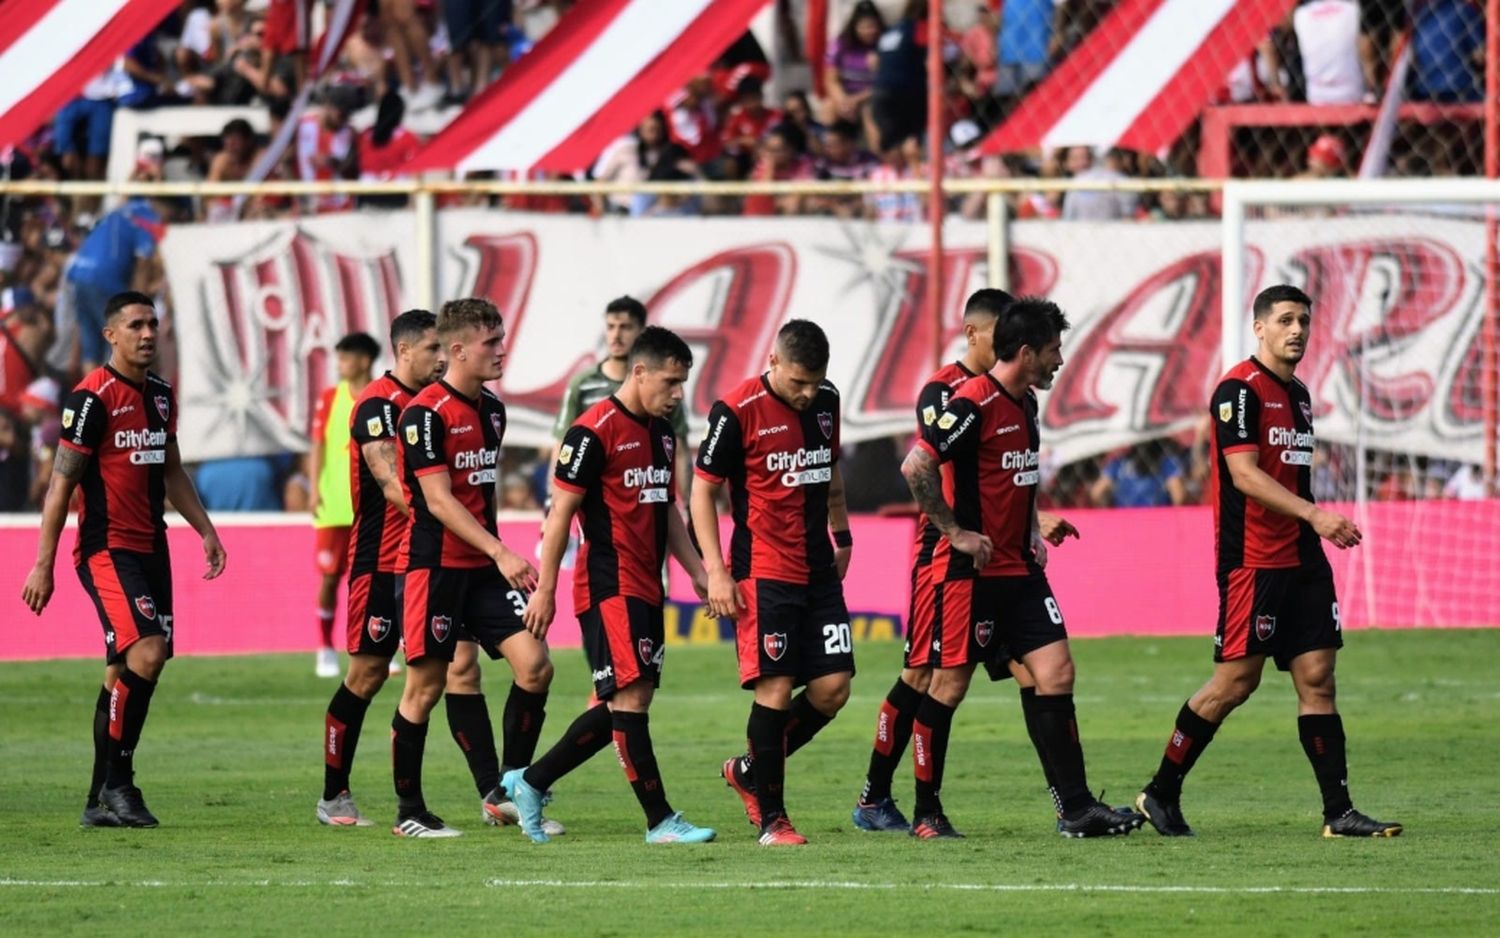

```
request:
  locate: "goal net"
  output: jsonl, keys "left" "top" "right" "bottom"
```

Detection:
{"left": 1221, "top": 179, "right": 1499, "bottom": 631}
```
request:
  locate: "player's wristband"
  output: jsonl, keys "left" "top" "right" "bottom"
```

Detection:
{"left": 833, "top": 529, "right": 853, "bottom": 549}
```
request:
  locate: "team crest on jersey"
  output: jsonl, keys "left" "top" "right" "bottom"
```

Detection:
{"left": 367, "top": 616, "right": 392, "bottom": 643}
{"left": 763, "top": 632, "right": 788, "bottom": 661}
{"left": 1254, "top": 614, "right": 1276, "bottom": 641}
{"left": 974, "top": 620, "right": 994, "bottom": 647}
{"left": 937, "top": 412, "right": 957, "bottom": 430}
{"left": 1299, "top": 402, "right": 1313, "bottom": 425}
{"left": 638, "top": 637, "right": 654, "bottom": 665}
{"left": 62, "top": 408, "right": 75, "bottom": 429}
{"left": 817, "top": 411, "right": 833, "bottom": 440}
{"left": 1218, "top": 401, "right": 1233, "bottom": 423}
{"left": 367, "top": 416, "right": 384, "bottom": 436}
{"left": 154, "top": 395, "right": 170, "bottom": 422}
{"left": 922, "top": 405, "right": 937, "bottom": 426}
{"left": 405, "top": 425, "right": 419, "bottom": 445}
{"left": 558, "top": 444, "right": 574, "bottom": 466}
{"left": 431, "top": 615, "right": 452, "bottom": 642}
{"left": 135, "top": 595, "right": 156, "bottom": 620}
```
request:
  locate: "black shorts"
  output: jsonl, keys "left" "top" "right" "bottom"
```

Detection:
{"left": 905, "top": 566, "right": 1016, "bottom": 672}
{"left": 1215, "top": 565, "right": 1342, "bottom": 670}
{"left": 735, "top": 573, "right": 856, "bottom": 690}
{"left": 347, "top": 570, "right": 400, "bottom": 658}
{"left": 580, "top": 595, "right": 665, "bottom": 699}
{"left": 77, "top": 549, "right": 174, "bottom": 665}
{"left": 398, "top": 565, "right": 528, "bottom": 664}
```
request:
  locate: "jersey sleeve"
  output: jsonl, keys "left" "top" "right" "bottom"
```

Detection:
{"left": 694, "top": 401, "right": 744, "bottom": 483}
{"left": 552, "top": 372, "right": 585, "bottom": 441}
{"left": 1213, "top": 380, "right": 1260, "bottom": 456}
{"left": 163, "top": 385, "right": 178, "bottom": 439}
{"left": 919, "top": 397, "right": 983, "bottom": 463}
{"left": 553, "top": 426, "right": 605, "bottom": 495}
{"left": 351, "top": 395, "right": 395, "bottom": 446}
{"left": 398, "top": 404, "right": 447, "bottom": 477}
{"left": 58, "top": 390, "right": 106, "bottom": 455}
{"left": 311, "top": 387, "right": 336, "bottom": 443}
{"left": 915, "top": 380, "right": 951, "bottom": 433}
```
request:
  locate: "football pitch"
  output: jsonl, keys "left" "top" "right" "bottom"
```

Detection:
{"left": 2, "top": 630, "right": 1497, "bottom": 936}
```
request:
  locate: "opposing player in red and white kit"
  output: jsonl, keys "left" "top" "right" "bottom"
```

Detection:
{"left": 507, "top": 326, "right": 715, "bottom": 844}
{"left": 388, "top": 298, "right": 550, "bottom": 838}
{"left": 692, "top": 320, "right": 854, "bottom": 846}
{"left": 21, "top": 291, "right": 226, "bottom": 828}
{"left": 316, "top": 309, "right": 444, "bottom": 825}
{"left": 851, "top": 289, "right": 1082, "bottom": 835}
{"left": 1135, "top": 285, "right": 1402, "bottom": 839}
{"left": 903, "top": 297, "right": 1139, "bottom": 838}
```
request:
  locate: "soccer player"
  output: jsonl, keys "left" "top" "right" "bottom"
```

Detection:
{"left": 316, "top": 310, "right": 444, "bottom": 825}
{"left": 388, "top": 298, "right": 549, "bottom": 838}
{"left": 1134, "top": 285, "right": 1402, "bottom": 839}
{"left": 901, "top": 297, "right": 1139, "bottom": 838}
{"left": 851, "top": 289, "right": 1082, "bottom": 836}
{"left": 309, "top": 331, "right": 378, "bottom": 677}
{"left": 21, "top": 291, "right": 226, "bottom": 828}
{"left": 506, "top": 326, "right": 715, "bottom": 845}
{"left": 691, "top": 319, "right": 854, "bottom": 846}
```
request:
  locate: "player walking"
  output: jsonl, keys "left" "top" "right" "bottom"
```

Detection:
{"left": 507, "top": 326, "right": 715, "bottom": 844}
{"left": 691, "top": 320, "right": 854, "bottom": 846}
{"left": 387, "top": 298, "right": 550, "bottom": 838}
{"left": 22, "top": 291, "right": 226, "bottom": 828}
{"left": 851, "top": 289, "right": 1081, "bottom": 835}
{"left": 901, "top": 297, "right": 1139, "bottom": 838}
{"left": 1135, "top": 285, "right": 1402, "bottom": 839}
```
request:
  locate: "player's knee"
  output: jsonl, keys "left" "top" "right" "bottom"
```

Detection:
{"left": 346, "top": 663, "right": 388, "bottom": 699}
{"left": 809, "top": 678, "right": 851, "bottom": 714}
{"left": 900, "top": 668, "right": 932, "bottom": 694}
{"left": 1219, "top": 673, "right": 1261, "bottom": 709}
{"left": 610, "top": 681, "right": 654, "bottom": 711}
{"left": 515, "top": 657, "right": 553, "bottom": 693}
{"left": 1032, "top": 658, "right": 1075, "bottom": 694}
{"left": 927, "top": 670, "right": 971, "bottom": 707}
{"left": 127, "top": 639, "right": 168, "bottom": 680}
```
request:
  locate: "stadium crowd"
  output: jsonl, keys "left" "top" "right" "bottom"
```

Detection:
{"left": 0, "top": 0, "right": 1490, "bottom": 511}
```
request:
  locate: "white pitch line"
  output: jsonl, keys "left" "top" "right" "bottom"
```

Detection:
{"left": 0, "top": 878, "right": 1493, "bottom": 896}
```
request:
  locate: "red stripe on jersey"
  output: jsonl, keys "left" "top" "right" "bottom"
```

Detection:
{"left": 401, "top": 567, "right": 431, "bottom": 661}
{"left": 1220, "top": 568, "right": 1256, "bottom": 660}
{"left": 88, "top": 551, "right": 141, "bottom": 652}
{"left": 599, "top": 596, "right": 642, "bottom": 690}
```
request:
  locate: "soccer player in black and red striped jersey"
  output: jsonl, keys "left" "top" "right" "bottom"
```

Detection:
{"left": 21, "top": 291, "right": 226, "bottom": 828}
{"left": 902, "top": 297, "right": 1139, "bottom": 838}
{"left": 691, "top": 319, "right": 854, "bottom": 846}
{"left": 387, "top": 298, "right": 549, "bottom": 839}
{"left": 851, "top": 289, "right": 1082, "bottom": 835}
{"left": 507, "top": 326, "right": 715, "bottom": 845}
{"left": 315, "top": 309, "right": 445, "bottom": 826}
{"left": 1135, "top": 285, "right": 1402, "bottom": 839}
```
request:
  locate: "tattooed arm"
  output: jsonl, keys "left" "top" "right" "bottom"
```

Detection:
{"left": 21, "top": 446, "right": 90, "bottom": 614}
{"left": 901, "top": 443, "right": 994, "bottom": 568}
{"left": 362, "top": 439, "right": 409, "bottom": 516}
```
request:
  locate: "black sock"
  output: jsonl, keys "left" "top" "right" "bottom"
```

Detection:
{"left": 502, "top": 683, "right": 548, "bottom": 771}
{"left": 1298, "top": 713, "right": 1353, "bottom": 819}
{"left": 323, "top": 683, "right": 372, "bottom": 801}
{"left": 912, "top": 695, "right": 956, "bottom": 817}
{"left": 445, "top": 693, "right": 500, "bottom": 796}
{"left": 1032, "top": 693, "right": 1092, "bottom": 814}
{"left": 612, "top": 709, "right": 673, "bottom": 829}
{"left": 1019, "top": 687, "right": 1062, "bottom": 814}
{"left": 861, "top": 677, "right": 922, "bottom": 803}
{"left": 523, "top": 703, "right": 612, "bottom": 792}
{"left": 784, "top": 691, "right": 834, "bottom": 757}
{"left": 747, "top": 703, "right": 790, "bottom": 824}
{"left": 391, "top": 711, "right": 429, "bottom": 817}
{"left": 104, "top": 668, "right": 156, "bottom": 790}
{"left": 1148, "top": 701, "right": 1220, "bottom": 802}
{"left": 88, "top": 686, "right": 110, "bottom": 806}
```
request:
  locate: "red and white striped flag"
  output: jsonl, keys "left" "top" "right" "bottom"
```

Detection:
{"left": 0, "top": 0, "right": 183, "bottom": 152}
{"left": 980, "top": 0, "right": 1296, "bottom": 155}
{"left": 408, "top": 0, "right": 768, "bottom": 174}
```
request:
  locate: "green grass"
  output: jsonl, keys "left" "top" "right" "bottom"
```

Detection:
{"left": 2, "top": 630, "right": 1498, "bottom": 936}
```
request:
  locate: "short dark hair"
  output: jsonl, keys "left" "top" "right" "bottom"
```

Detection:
{"left": 222, "top": 118, "right": 254, "bottom": 139}
{"left": 1252, "top": 284, "right": 1312, "bottom": 320}
{"left": 437, "top": 297, "right": 502, "bottom": 339}
{"left": 776, "top": 319, "right": 830, "bottom": 371}
{"left": 994, "top": 296, "right": 1069, "bottom": 361}
{"left": 829, "top": 119, "right": 861, "bottom": 142}
{"left": 963, "top": 288, "right": 1015, "bottom": 320}
{"left": 629, "top": 325, "right": 693, "bottom": 370}
{"left": 105, "top": 291, "right": 155, "bottom": 323}
{"left": 335, "top": 331, "right": 380, "bottom": 360}
{"left": 605, "top": 296, "right": 647, "bottom": 328}
{"left": 389, "top": 309, "right": 436, "bottom": 350}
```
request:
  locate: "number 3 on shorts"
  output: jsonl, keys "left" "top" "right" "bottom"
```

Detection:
{"left": 507, "top": 590, "right": 526, "bottom": 618}
{"left": 1044, "top": 597, "right": 1063, "bottom": 625}
{"left": 823, "top": 622, "right": 852, "bottom": 655}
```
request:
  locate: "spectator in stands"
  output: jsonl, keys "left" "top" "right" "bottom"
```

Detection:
{"left": 359, "top": 90, "right": 423, "bottom": 207}
{"left": 1288, "top": 0, "right": 1376, "bottom": 104}
{"left": 212, "top": 0, "right": 254, "bottom": 55}
{"left": 595, "top": 111, "right": 696, "bottom": 215}
{"left": 815, "top": 120, "right": 879, "bottom": 218}
{"left": 1090, "top": 441, "right": 1188, "bottom": 508}
{"left": 635, "top": 166, "right": 702, "bottom": 218}
{"left": 1061, "top": 146, "right": 1138, "bottom": 221}
{"left": 64, "top": 196, "right": 167, "bottom": 372}
{"left": 742, "top": 124, "right": 816, "bottom": 217}
{"left": 263, "top": 0, "right": 310, "bottom": 95}
{"left": 204, "top": 119, "right": 260, "bottom": 222}
{"left": 176, "top": 0, "right": 218, "bottom": 91}
{"left": 444, "top": 0, "right": 509, "bottom": 106}
{"left": 377, "top": 0, "right": 443, "bottom": 110}
{"left": 871, "top": 1, "right": 929, "bottom": 152}
{"left": 666, "top": 76, "right": 722, "bottom": 167}
{"left": 866, "top": 136, "right": 924, "bottom": 222}
{"left": 53, "top": 72, "right": 121, "bottom": 183}
{"left": 719, "top": 77, "right": 781, "bottom": 178}
{"left": 120, "top": 28, "right": 176, "bottom": 110}
{"left": 822, "top": 1, "right": 884, "bottom": 128}
{"left": 1410, "top": 0, "right": 1484, "bottom": 103}
{"left": 296, "top": 88, "right": 359, "bottom": 213}
{"left": 0, "top": 406, "right": 28, "bottom": 511}
{"left": 1441, "top": 462, "right": 1488, "bottom": 500}
{"left": 0, "top": 305, "right": 53, "bottom": 417}
{"left": 961, "top": 2, "right": 999, "bottom": 102}
{"left": 1301, "top": 133, "right": 1348, "bottom": 178}
{"left": 781, "top": 90, "right": 826, "bottom": 158}
{"left": 996, "top": 0, "right": 1061, "bottom": 103}
{"left": 709, "top": 30, "right": 773, "bottom": 106}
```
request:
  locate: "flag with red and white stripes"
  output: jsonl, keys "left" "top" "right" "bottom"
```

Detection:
{"left": 408, "top": 0, "right": 768, "bottom": 174}
{"left": 0, "top": 0, "right": 183, "bottom": 152}
{"left": 980, "top": 0, "right": 1296, "bottom": 155}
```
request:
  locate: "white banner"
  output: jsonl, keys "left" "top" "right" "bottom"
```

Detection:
{"left": 162, "top": 210, "right": 1490, "bottom": 466}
